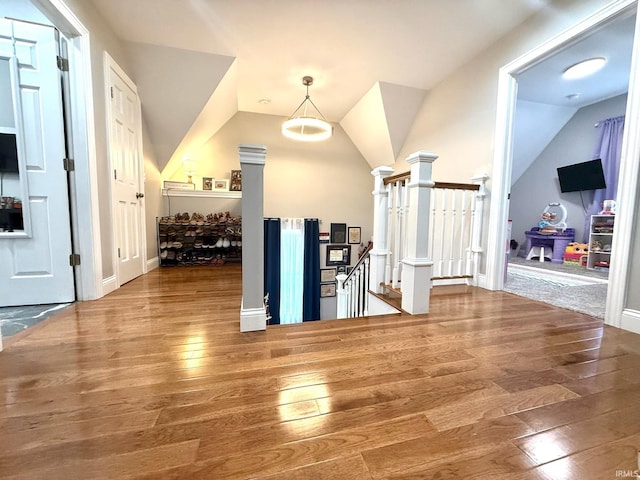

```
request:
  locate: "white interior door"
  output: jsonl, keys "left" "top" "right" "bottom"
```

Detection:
{"left": 0, "top": 19, "right": 75, "bottom": 307}
{"left": 107, "top": 59, "right": 145, "bottom": 285}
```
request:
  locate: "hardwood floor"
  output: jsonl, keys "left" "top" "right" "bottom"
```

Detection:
{"left": 1, "top": 265, "right": 640, "bottom": 479}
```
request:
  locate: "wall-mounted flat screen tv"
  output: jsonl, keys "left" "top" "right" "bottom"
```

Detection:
{"left": 0, "top": 133, "right": 19, "bottom": 173}
{"left": 557, "top": 158, "right": 606, "bottom": 193}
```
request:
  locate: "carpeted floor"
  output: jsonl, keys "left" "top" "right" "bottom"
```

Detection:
{"left": 505, "top": 260, "right": 607, "bottom": 318}
{"left": 0, "top": 303, "right": 71, "bottom": 338}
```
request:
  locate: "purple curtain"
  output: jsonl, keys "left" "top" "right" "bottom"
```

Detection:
{"left": 583, "top": 115, "right": 625, "bottom": 241}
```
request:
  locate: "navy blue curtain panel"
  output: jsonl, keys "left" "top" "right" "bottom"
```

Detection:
{"left": 303, "top": 218, "right": 320, "bottom": 321}
{"left": 264, "top": 218, "right": 281, "bottom": 325}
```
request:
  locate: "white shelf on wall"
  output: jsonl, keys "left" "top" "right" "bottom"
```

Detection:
{"left": 161, "top": 189, "right": 242, "bottom": 199}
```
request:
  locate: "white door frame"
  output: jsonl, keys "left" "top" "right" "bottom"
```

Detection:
{"left": 104, "top": 52, "right": 147, "bottom": 288}
{"left": 486, "top": 0, "right": 640, "bottom": 330}
{"left": 32, "top": 0, "right": 103, "bottom": 300}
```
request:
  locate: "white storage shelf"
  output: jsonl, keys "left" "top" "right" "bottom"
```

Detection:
{"left": 587, "top": 214, "right": 614, "bottom": 271}
{"left": 162, "top": 189, "right": 241, "bottom": 199}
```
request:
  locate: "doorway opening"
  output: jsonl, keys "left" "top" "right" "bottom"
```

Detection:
{"left": 486, "top": 1, "right": 640, "bottom": 328}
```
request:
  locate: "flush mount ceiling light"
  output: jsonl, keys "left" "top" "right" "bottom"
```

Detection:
{"left": 562, "top": 57, "right": 606, "bottom": 79}
{"left": 282, "top": 76, "right": 333, "bottom": 142}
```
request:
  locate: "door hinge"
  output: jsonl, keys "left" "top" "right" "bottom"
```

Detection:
{"left": 69, "top": 253, "right": 81, "bottom": 266}
{"left": 110, "top": 86, "right": 114, "bottom": 99}
{"left": 114, "top": 169, "right": 117, "bottom": 180}
{"left": 56, "top": 55, "right": 69, "bottom": 72}
{"left": 118, "top": 248, "right": 121, "bottom": 258}
{"left": 63, "top": 158, "right": 75, "bottom": 172}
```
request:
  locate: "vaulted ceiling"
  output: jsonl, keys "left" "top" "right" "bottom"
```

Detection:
{"left": 87, "top": 0, "right": 557, "bottom": 174}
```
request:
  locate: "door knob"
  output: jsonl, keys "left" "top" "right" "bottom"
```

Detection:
{"left": 136, "top": 192, "right": 144, "bottom": 199}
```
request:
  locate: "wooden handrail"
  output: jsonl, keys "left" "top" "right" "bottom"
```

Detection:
{"left": 433, "top": 182, "right": 480, "bottom": 191}
{"left": 342, "top": 242, "right": 373, "bottom": 285}
{"left": 383, "top": 172, "right": 410, "bottom": 185}
{"left": 383, "top": 171, "right": 479, "bottom": 191}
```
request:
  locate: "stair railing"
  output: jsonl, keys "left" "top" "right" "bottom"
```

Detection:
{"left": 336, "top": 243, "right": 373, "bottom": 319}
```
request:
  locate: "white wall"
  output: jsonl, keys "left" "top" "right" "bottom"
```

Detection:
{"left": 396, "top": 0, "right": 619, "bottom": 275}
{"left": 165, "top": 112, "right": 374, "bottom": 243}
{"left": 142, "top": 120, "right": 162, "bottom": 263}
{"left": 165, "top": 111, "right": 373, "bottom": 320}
{"left": 510, "top": 94, "right": 627, "bottom": 247}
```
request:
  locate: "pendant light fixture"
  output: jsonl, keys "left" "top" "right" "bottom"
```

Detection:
{"left": 282, "top": 76, "right": 333, "bottom": 142}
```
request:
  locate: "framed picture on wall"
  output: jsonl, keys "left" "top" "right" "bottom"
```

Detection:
{"left": 326, "top": 245, "right": 351, "bottom": 266}
{"left": 203, "top": 177, "right": 213, "bottom": 190}
{"left": 230, "top": 170, "right": 242, "bottom": 191}
{"left": 348, "top": 227, "right": 361, "bottom": 244}
{"left": 320, "top": 283, "right": 336, "bottom": 298}
{"left": 320, "top": 268, "right": 336, "bottom": 283}
{"left": 330, "top": 223, "right": 347, "bottom": 243}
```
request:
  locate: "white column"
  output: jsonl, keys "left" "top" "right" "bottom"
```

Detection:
{"left": 369, "top": 166, "right": 394, "bottom": 293}
{"left": 470, "top": 174, "right": 489, "bottom": 286}
{"left": 336, "top": 273, "right": 348, "bottom": 319}
{"left": 239, "top": 144, "right": 268, "bottom": 332}
{"left": 401, "top": 150, "right": 438, "bottom": 314}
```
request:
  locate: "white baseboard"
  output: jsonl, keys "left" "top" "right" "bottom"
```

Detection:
{"left": 476, "top": 273, "right": 488, "bottom": 289}
{"left": 146, "top": 256, "right": 159, "bottom": 272}
{"left": 102, "top": 275, "right": 117, "bottom": 296}
{"left": 240, "top": 305, "right": 267, "bottom": 332}
{"left": 620, "top": 309, "right": 640, "bottom": 335}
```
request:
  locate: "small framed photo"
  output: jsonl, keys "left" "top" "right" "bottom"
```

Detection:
{"left": 214, "top": 179, "right": 229, "bottom": 191}
{"left": 320, "top": 268, "right": 336, "bottom": 283}
{"left": 230, "top": 170, "right": 242, "bottom": 191}
{"left": 320, "top": 283, "right": 336, "bottom": 298}
{"left": 330, "top": 223, "right": 347, "bottom": 243}
{"left": 203, "top": 177, "right": 213, "bottom": 191}
{"left": 348, "top": 227, "right": 361, "bottom": 244}
{"left": 347, "top": 266, "right": 354, "bottom": 275}
{"left": 326, "top": 245, "right": 351, "bottom": 266}
{"left": 337, "top": 265, "right": 347, "bottom": 275}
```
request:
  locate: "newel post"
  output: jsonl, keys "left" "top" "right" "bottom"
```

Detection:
{"left": 239, "top": 144, "right": 268, "bottom": 332}
{"left": 336, "top": 274, "right": 348, "bottom": 319}
{"left": 369, "top": 166, "right": 394, "bottom": 293}
{"left": 401, "top": 150, "right": 438, "bottom": 314}
{"left": 470, "top": 173, "right": 489, "bottom": 286}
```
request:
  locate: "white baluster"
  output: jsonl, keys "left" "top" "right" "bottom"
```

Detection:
{"left": 458, "top": 191, "right": 468, "bottom": 277}
{"left": 448, "top": 189, "right": 457, "bottom": 277}
{"left": 392, "top": 180, "right": 403, "bottom": 288}
{"left": 385, "top": 182, "right": 394, "bottom": 287}
{"left": 439, "top": 189, "right": 447, "bottom": 278}
{"left": 363, "top": 257, "right": 370, "bottom": 316}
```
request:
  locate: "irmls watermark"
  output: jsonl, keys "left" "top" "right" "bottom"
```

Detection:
{"left": 614, "top": 452, "right": 640, "bottom": 478}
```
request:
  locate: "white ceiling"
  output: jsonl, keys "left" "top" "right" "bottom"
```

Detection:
{"left": 511, "top": 12, "right": 635, "bottom": 185}
{"left": 517, "top": 13, "right": 635, "bottom": 108}
{"left": 90, "top": 0, "right": 552, "bottom": 122}
{"left": 10, "top": 0, "right": 635, "bottom": 174}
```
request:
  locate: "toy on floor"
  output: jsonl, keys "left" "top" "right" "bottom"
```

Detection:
{"left": 563, "top": 242, "right": 588, "bottom": 266}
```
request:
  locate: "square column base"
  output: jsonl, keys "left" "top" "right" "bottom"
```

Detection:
{"left": 401, "top": 258, "right": 433, "bottom": 315}
{"left": 240, "top": 303, "right": 267, "bottom": 332}
{"left": 368, "top": 250, "right": 389, "bottom": 294}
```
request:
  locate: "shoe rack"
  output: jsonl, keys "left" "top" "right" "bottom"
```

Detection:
{"left": 158, "top": 212, "right": 242, "bottom": 266}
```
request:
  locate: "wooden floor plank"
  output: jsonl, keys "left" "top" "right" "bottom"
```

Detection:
{"left": 0, "top": 265, "right": 639, "bottom": 479}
